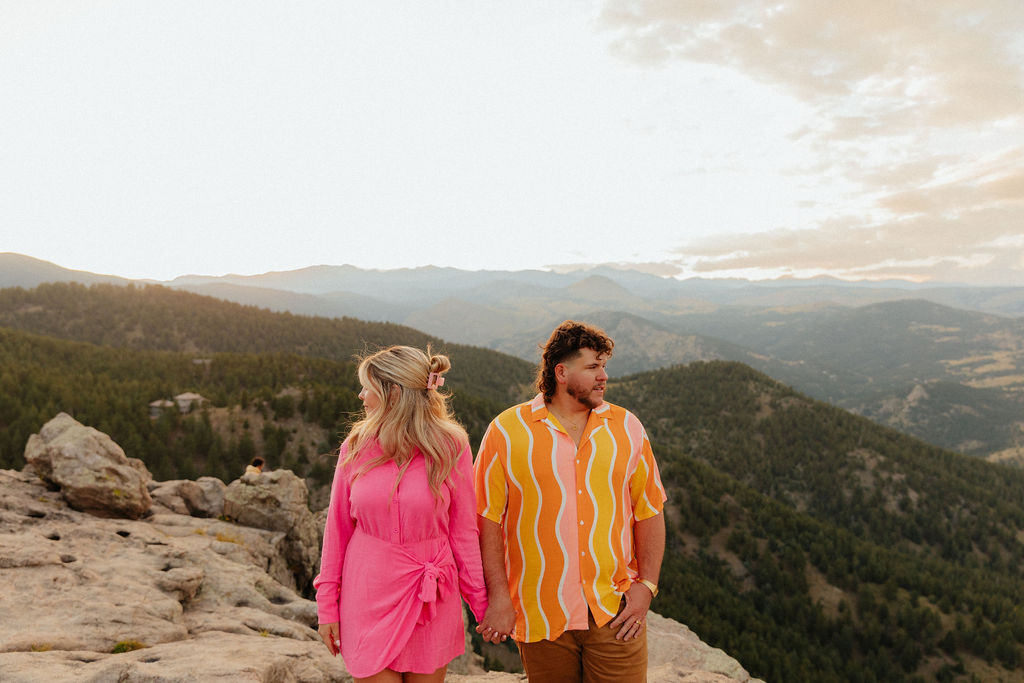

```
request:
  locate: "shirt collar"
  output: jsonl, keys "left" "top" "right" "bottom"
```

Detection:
{"left": 528, "top": 393, "right": 611, "bottom": 421}
{"left": 528, "top": 394, "right": 548, "bottom": 421}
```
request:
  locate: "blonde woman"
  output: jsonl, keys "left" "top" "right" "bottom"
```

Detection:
{"left": 314, "top": 346, "right": 488, "bottom": 682}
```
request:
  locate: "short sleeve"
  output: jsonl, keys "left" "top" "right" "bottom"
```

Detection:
{"left": 629, "top": 427, "right": 667, "bottom": 521}
{"left": 474, "top": 422, "right": 508, "bottom": 524}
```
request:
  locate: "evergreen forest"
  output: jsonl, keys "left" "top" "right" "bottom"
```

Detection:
{"left": 2, "top": 282, "right": 1024, "bottom": 682}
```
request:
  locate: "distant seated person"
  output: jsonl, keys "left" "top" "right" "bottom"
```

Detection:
{"left": 245, "top": 457, "right": 265, "bottom": 475}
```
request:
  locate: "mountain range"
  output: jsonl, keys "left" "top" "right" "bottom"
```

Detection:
{"left": 3, "top": 251, "right": 1022, "bottom": 460}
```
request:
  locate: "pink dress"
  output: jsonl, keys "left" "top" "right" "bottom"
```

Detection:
{"left": 313, "top": 439, "right": 487, "bottom": 678}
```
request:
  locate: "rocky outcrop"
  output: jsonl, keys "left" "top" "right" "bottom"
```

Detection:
{"left": 0, "top": 467, "right": 350, "bottom": 682}
{"left": 224, "top": 468, "right": 321, "bottom": 593}
{"left": 0, "top": 631, "right": 349, "bottom": 682}
{"left": 150, "top": 477, "right": 226, "bottom": 518}
{"left": 24, "top": 412, "right": 153, "bottom": 519}
{"left": 2, "top": 417, "right": 763, "bottom": 682}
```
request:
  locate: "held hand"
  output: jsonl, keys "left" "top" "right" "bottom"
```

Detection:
{"left": 475, "top": 599, "right": 516, "bottom": 644}
{"left": 609, "top": 581, "right": 654, "bottom": 640}
{"left": 318, "top": 622, "right": 341, "bottom": 656}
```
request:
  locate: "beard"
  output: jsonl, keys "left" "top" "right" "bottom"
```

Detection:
{"left": 567, "top": 377, "right": 604, "bottom": 409}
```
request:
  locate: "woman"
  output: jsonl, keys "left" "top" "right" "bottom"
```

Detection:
{"left": 314, "top": 346, "right": 487, "bottom": 682}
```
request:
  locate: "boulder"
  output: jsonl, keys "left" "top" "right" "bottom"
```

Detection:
{"left": 646, "top": 611, "right": 763, "bottom": 681}
{"left": 148, "top": 477, "right": 225, "bottom": 519}
{"left": 24, "top": 413, "right": 152, "bottom": 519}
{"left": 149, "top": 480, "right": 190, "bottom": 515}
{"left": 224, "top": 469, "right": 320, "bottom": 592}
{"left": 179, "top": 476, "right": 226, "bottom": 518}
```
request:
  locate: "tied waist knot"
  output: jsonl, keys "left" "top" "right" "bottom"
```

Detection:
{"left": 417, "top": 562, "right": 443, "bottom": 603}
{"left": 407, "top": 553, "right": 455, "bottom": 625}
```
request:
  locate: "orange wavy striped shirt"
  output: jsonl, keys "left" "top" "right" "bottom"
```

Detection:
{"left": 474, "top": 394, "right": 666, "bottom": 642}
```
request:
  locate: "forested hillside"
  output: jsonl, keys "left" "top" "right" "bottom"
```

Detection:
{"left": 0, "top": 327, "right": 510, "bottom": 485}
{"left": 4, "top": 277, "right": 1023, "bottom": 459}
{"left": 659, "top": 299, "right": 1024, "bottom": 405}
{"left": 4, "top": 282, "right": 1024, "bottom": 681}
{"left": 615, "top": 362, "right": 1024, "bottom": 568}
{"left": 613, "top": 362, "right": 1024, "bottom": 681}
{"left": 488, "top": 300, "right": 1024, "bottom": 458}
{"left": 0, "top": 282, "right": 535, "bottom": 405}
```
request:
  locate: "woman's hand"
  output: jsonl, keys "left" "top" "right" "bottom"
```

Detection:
{"left": 318, "top": 622, "right": 341, "bottom": 656}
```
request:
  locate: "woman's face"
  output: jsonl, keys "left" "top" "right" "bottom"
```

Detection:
{"left": 358, "top": 383, "right": 381, "bottom": 413}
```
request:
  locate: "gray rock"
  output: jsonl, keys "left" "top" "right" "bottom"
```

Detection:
{"left": 149, "top": 477, "right": 225, "bottom": 519}
{"left": 647, "top": 611, "right": 764, "bottom": 682}
{"left": 156, "top": 566, "right": 204, "bottom": 602}
{"left": 149, "top": 480, "right": 190, "bottom": 515}
{"left": 0, "top": 468, "right": 329, "bottom": 669}
{"left": 0, "top": 632, "right": 351, "bottom": 682}
{"left": 179, "top": 477, "right": 226, "bottom": 518}
{"left": 223, "top": 469, "right": 320, "bottom": 591}
{"left": 24, "top": 413, "right": 152, "bottom": 519}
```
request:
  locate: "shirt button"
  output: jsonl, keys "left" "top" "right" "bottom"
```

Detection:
{"left": 579, "top": 520, "right": 585, "bottom": 525}
{"left": 581, "top": 551, "right": 586, "bottom": 557}
{"left": 577, "top": 489, "right": 583, "bottom": 494}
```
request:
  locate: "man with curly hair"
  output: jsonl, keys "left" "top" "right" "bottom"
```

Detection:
{"left": 474, "top": 320, "right": 667, "bottom": 682}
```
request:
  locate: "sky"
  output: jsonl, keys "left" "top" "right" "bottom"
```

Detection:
{"left": 1, "top": 1, "right": 1022, "bottom": 285}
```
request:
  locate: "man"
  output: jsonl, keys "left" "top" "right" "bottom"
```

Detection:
{"left": 474, "top": 320, "right": 667, "bottom": 682}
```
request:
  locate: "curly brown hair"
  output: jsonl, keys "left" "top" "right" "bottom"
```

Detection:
{"left": 536, "top": 320, "right": 614, "bottom": 401}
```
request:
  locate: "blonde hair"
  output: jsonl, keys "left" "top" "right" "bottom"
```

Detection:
{"left": 343, "top": 345, "right": 468, "bottom": 499}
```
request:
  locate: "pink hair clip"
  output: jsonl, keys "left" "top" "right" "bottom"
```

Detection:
{"left": 426, "top": 372, "right": 445, "bottom": 390}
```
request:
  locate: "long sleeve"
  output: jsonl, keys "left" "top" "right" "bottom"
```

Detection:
{"left": 447, "top": 444, "right": 488, "bottom": 621}
{"left": 313, "top": 443, "right": 356, "bottom": 624}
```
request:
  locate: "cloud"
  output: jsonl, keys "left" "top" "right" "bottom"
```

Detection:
{"left": 599, "top": 0, "right": 1024, "bottom": 132}
{"left": 676, "top": 200, "right": 1023, "bottom": 284}
{"left": 675, "top": 145, "right": 1024, "bottom": 283}
{"left": 879, "top": 149, "right": 1024, "bottom": 215}
{"left": 601, "top": 0, "right": 1024, "bottom": 284}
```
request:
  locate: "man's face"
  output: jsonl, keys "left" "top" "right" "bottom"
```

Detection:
{"left": 561, "top": 347, "right": 609, "bottom": 409}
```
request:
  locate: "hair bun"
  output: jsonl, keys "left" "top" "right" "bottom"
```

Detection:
{"left": 428, "top": 354, "right": 451, "bottom": 375}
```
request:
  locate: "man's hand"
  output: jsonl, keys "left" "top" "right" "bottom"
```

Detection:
{"left": 477, "top": 516, "right": 517, "bottom": 644}
{"left": 317, "top": 622, "right": 340, "bottom": 655}
{"left": 475, "top": 595, "right": 516, "bottom": 644}
{"left": 611, "top": 512, "right": 665, "bottom": 640}
{"left": 609, "top": 581, "right": 654, "bottom": 640}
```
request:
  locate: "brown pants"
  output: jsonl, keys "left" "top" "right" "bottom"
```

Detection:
{"left": 516, "top": 608, "right": 647, "bottom": 683}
